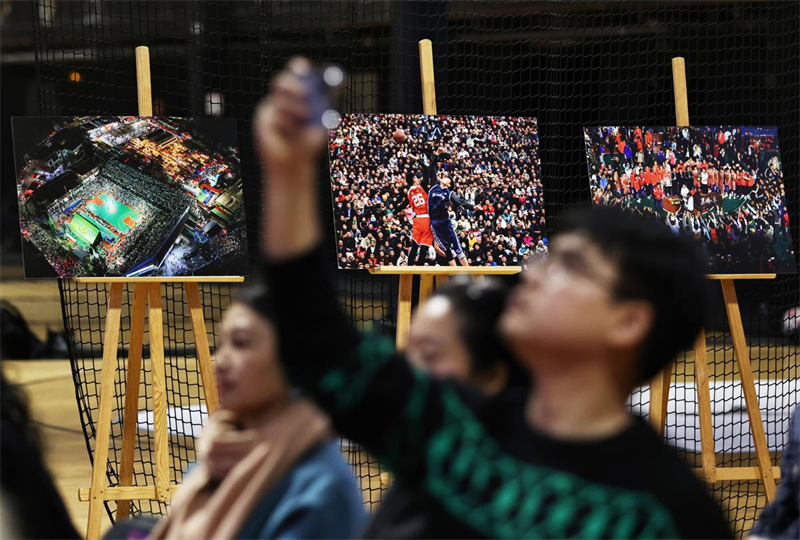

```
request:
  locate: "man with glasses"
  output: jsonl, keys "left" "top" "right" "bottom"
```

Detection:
{"left": 255, "top": 58, "right": 732, "bottom": 539}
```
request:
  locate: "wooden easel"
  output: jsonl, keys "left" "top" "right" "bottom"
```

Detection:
{"left": 648, "top": 57, "right": 778, "bottom": 501}
{"left": 76, "top": 46, "right": 244, "bottom": 540}
{"left": 369, "top": 39, "right": 521, "bottom": 349}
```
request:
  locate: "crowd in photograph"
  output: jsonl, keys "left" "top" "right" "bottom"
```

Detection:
{"left": 585, "top": 126, "right": 795, "bottom": 273}
{"left": 26, "top": 160, "right": 188, "bottom": 275}
{"left": 329, "top": 113, "right": 547, "bottom": 269}
{"left": 18, "top": 212, "right": 79, "bottom": 276}
{"left": 94, "top": 161, "right": 187, "bottom": 273}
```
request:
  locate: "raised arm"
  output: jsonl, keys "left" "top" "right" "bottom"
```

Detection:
{"left": 424, "top": 151, "right": 440, "bottom": 188}
{"left": 255, "top": 59, "right": 327, "bottom": 260}
{"left": 254, "top": 58, "right": 441, "bottom": 480}
{"left": 449, "top": 191, "right": 476, "bottom": 210}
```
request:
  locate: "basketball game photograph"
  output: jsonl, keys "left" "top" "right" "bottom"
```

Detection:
{"left": 12, "top": 116, "right": 249, "bottom": 278}
{"left": 329, "top": 113, "right": 546, "bottom": 269}
{"left": 584, "top": 126, "right": 796, "bottom": 274}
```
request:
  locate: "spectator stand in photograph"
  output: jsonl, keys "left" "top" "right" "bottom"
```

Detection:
{"left": 630, "top": 58, "right": 778, "bottom": 504}
{"left": 76, "top": 47, "right": 243, "bottom": 540}
{"left": 367, "top": 40, "right": 521, "bottom": 348}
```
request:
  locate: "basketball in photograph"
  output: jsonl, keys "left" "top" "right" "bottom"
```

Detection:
{"left": 392, "top": 128, "right": 406, "bottom": 144}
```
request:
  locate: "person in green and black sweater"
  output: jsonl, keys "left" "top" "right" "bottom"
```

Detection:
{"left": 254, "top": 58, "right": 733, "bottom": 539}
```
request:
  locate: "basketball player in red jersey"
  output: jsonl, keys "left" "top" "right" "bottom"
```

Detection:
{"left": 406, "top": 169, "right": 434, "bottom": 265}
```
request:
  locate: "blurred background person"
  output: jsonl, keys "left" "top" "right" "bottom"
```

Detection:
{"left": 748, "top": 406, "right": 799, "bottom": 540}
{"left": 0, "top": 369, "right": 79, "bottom": 539}
{"left": 148, "top": 286, "right": 366, "bottom": 540}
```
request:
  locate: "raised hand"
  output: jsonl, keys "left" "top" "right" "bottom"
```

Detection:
{"left": 254, "top": 57, "right": 328, "bottom": 185}
{"left": 256, "top": 58, "right": 327, "bottom": 257}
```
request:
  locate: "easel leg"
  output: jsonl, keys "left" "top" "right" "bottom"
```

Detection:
{"left": 720, "top": 280, "right": 777, "bottom": 501}
{"left": 693, "top": 328, "right": 717, "bottom": 482}
{"left": 648, "top": 364, "right": 672, "bottom": 436}
{"left": 147, "top": 283, "right": 170, "bottom": 502}
{"left": 115, "top": 284, "right": 148, "bottom": 520}
{"left": 86, "top": 283, "right": 124, "bottom": 540}
{"left": 418, "top": 275, "right": 434, "bottom": 305}
{"left": 184, "top": 283, "right": 220, "bottom": 416}
{"left": 396, "top": 275, "right": 413, "bottom": 350}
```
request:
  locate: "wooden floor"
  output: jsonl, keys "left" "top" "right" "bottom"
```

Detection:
{"left": 1, "top": 276, "right": 62, "bottom": 343}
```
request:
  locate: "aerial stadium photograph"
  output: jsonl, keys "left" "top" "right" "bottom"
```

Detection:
{"left": 12, "top": 116, "right": 249, "bottom": 278}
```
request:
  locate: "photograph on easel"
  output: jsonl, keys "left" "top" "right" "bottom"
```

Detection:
{"left": 584, "top": 126, "right": 796, "bottom": 274}
{"left": 12, "top": 116, "right": 250, "bottom": 278}
{"left": 329, "top": 113, "right": 546, "bottom": 269}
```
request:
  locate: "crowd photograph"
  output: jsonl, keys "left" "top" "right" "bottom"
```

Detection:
{"left": 584, "top": 125, "right": 796, "bottom": 273}
{"left": 329, "top": 113, "right": 547, "bottom": 269}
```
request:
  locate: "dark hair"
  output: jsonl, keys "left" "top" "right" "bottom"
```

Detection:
{"left": 1, "top": 369, "right": 42, "bottom": 452}
{"left": 561, "top": 205, "right": 709, "bottom": 384}
{"left": 234, "top": 284, "right": 276, "bottom": 321}
{"left": 433, "top": 277, "right": 529, "bottom": 391}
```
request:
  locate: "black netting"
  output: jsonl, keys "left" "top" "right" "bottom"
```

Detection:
{"left": 57, "top": 279, "right": 238, "bottom": 518}
{"left": 35, "top": 1, "right": 798, "bottom": 536}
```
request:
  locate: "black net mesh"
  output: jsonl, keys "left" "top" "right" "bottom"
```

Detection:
{"left": 57, "top": 279, "right": 238, "bottom": 517}
{"left": 35, "top": 1, "right": 798, "bottom": 536}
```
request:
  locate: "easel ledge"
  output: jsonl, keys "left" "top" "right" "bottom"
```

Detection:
{"left": 75, "top": 276, "right": 245, "bottom": 283}
{"left": 369, "top": 266, "right": 520, "bottom": 275}
{"left": 705, "top": 274, "right": 775, "bottom": 280}
{"left": 370, "top": 270, "right": 776, "bottom": 280}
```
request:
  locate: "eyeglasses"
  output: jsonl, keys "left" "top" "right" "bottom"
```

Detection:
{"left": 527, "top": 250, "right": 618, "bottom": 290}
